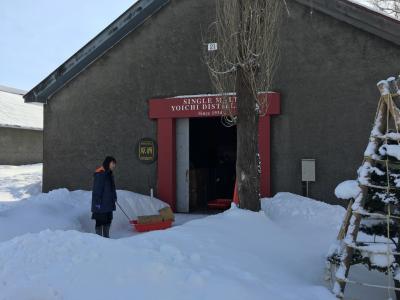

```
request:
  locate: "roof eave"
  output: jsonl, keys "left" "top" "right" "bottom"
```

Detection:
{"left": 0, "top": 124, "right": 43, "bottom": 131}
{"left": 0, "top": 85, "right": 27, "bottom": 95}
{"left": 24, "top": 0, "right": 400, "bottom": 104}
{"left": 24, "top": 0, "right": 170, "bottom": 104}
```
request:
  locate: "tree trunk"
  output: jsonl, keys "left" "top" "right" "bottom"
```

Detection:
{"left": 236, "top": 65, "right": 260, "bottom": 211}
{"left": 234, "top": 0, "right": 260, "bottom": 212}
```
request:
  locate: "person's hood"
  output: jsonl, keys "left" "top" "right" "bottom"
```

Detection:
{"left": 95, "top": 166, "right": 113, "bottom": 175}
{"left": 95, "top": 166, "right": 105, "bottom": 173}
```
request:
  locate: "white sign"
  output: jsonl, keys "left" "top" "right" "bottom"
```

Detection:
{"left": 301, "top": 159, "right": 315, "bottom": 182}
{"left": 208, "top": 43, "right": 218, "bottom": 51}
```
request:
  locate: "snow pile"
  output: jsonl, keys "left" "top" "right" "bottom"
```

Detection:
{"left": 364, "top": 109, "right": 382, "bottom": 159}
{"left": 379, "top": 144, "right": 400, "bottom": 160}
{"left": 118, "top": 190, "right": 168, "bottom": 218}
{"left": 392, "top": 173, "right": 400, "bottom": 187}
{"left": 341, "top": 231, "right": 396, "bottom": 269}
{"left": 0, "top": 164, "right": 42, "bottom": 206}
{"left": 0, "top": 193, "right": 341, "bottom": 300}
{"left": 0, "top": 89, "right": 43, "bottom": 130}
{"left": 374, "top": 132, "right": 400, "bottom": 140}
{"left": 359, "top": 242, "right": 395, "bottom": 268}
{"left": 262, "top": 192, "right": 345, "bottom": 229}
{"left": 0, "top": 188, "right": 168, "bottom": 243}
{"left": 334, "top": 180, "right": 361, "bottom": 200}
{"left": 357, "top": 161, "right": 381, "bottom": 185}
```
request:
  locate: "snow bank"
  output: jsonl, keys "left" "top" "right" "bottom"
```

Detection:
{"left": 0, "top": 188, "right": 168, "bottom": 243}
{"left": 334, "top": 180, "right": 361, "bottom": 200}
{"left": 262, "top": 192, "right": 345, "bottom": 229}
{"left": 0, "top": 164, "right": 42, "bottom": 205}
{"left": 0, "top": 194, "right": 340, "bottom": 300}
{"left": 0, "top": 165, "right": 391, "bottom": 299}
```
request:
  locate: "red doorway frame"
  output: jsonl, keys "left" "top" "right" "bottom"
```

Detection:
{"left": 149, "top": 92, "right": 280, "bottom": 211}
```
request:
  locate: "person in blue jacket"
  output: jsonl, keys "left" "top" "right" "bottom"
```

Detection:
{"left": 91, "top": 156, "right": 117, "bottom": 238}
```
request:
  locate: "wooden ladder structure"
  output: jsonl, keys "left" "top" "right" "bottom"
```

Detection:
{"left": 327, "top": 77, "right": 400, "bottom": 299}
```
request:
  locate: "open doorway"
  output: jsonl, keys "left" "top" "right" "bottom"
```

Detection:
{"left": 189, "top": 118, "right": 236, "bottom": 212}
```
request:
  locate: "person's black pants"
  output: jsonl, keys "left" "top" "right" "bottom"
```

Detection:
{"left": 92, "top": 212, "right": 113, "bottom": 238}
{"left": 95, "top": 223, "right": 111, "bottom": 238}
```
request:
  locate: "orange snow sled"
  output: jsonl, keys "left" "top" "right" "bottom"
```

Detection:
{"left": 130, "top": 219, "right": 173, "bottom": 232}
{"left": 130, "top": 207, "right": 174, "bottom": 232}
{"left": 117, "top": 203, "right": 174, "bottom": 233}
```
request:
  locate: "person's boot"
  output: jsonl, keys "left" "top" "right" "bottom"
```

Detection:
{"left": 103, "top": 224, "right": 110, "bottom": 238}
{"left": 95, "top": 226, "right": 102, "bottom": 236}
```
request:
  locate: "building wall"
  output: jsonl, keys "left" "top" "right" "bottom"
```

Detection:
{"left": 0, "top": 127, "right": 43, "bottom": 165}
{"left": 271, "top": 1, "right": 400, "bottom": 204}
{"left": 43, "top": 0, "right": 215, "bottom": 194}
{"left": 43, "top": 0, "right": 400, "bottom": 204}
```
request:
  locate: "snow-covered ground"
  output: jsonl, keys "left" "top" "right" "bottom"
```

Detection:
{"left": 0, "top": 164, "right": 206, "bottom": 240}
{"left": 0, "top": 164, "right": 395, "bottom": 299}
{"left": 0, "top": 191, "right": 339, "bottom": 300}
{"left": 0, "top": 164, "right": 42, "bottom": 209}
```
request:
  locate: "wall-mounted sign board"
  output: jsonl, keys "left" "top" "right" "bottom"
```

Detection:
{"left": 301, "top": 159, "right": 315, "bottom": 182}
{"left": 208, "top": 43, "right": 218, "bottom": 51}
{"left": 138, "top": 138, "right": 157, "bottom": 163}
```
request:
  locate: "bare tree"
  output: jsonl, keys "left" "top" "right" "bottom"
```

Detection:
{"left": 372, "top": 0, "right": 400, "bottom": 18}
{"left": 204, "top": 0, "right": 284, "bottom": 211}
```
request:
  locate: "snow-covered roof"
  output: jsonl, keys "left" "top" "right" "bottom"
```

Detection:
{"left": 351, "top": 0, "right": 399, "bottom": 20}
{"left": 0, "top": 86, "right": 43, "bottom": 131}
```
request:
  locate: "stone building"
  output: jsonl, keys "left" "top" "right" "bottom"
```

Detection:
{"left": 0, "top": 85, "right": 43, "bottom": 165}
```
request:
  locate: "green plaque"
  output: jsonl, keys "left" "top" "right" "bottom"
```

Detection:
{"left": 138, "top": 138, "right": 157, "bottom": 163}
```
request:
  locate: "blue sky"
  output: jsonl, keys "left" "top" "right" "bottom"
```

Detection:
{"left": 0, "top": 1, "right": 136, "bottom": 91}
